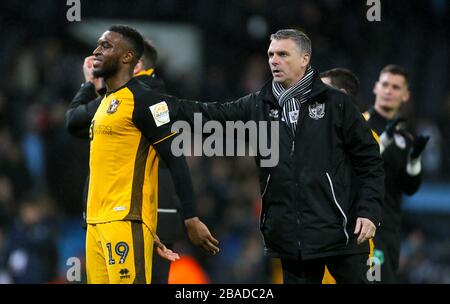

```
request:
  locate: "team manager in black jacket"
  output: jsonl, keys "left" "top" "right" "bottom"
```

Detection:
{"left": 172, "top": 29, "right": 385, "bottom": 283}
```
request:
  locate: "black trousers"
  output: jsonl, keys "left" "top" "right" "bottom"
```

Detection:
{"left": 373, "top": 230, "right": 400, "bottom": 283}
{"left": 281, "top": 253, "right": 371, "bottom": 284}
{"left": 151, "top": 242, "right": 173, "bottom": 284}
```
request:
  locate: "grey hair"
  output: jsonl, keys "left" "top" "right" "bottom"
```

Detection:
{"left": 270, "top": 29, "right": 312, "bottom": 55}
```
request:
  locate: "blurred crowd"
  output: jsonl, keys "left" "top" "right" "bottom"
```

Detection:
{"left": 0, "top": 0, "right": 449, "bottom": 283}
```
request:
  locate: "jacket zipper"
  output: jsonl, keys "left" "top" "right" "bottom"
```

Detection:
{"left": 260, "top": 174, "right": 271, "bottom": 227}
{"left": 325, "top": 172, "right": 349, "bottom": 245}
{"left": 261, "top": 174, "right": 271, "bottom": 198}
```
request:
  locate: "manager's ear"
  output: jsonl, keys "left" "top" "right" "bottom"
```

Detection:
{"left": 300, "top": 52, "right": 310, "bottom": 68}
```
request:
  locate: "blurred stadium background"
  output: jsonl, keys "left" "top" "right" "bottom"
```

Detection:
{"left": 0, "top": 0, "right": 449, "bottom": 283}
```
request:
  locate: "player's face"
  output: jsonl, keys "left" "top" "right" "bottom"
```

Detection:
{"left": 268, "top": 38, "right": 310, "bottom": 88}
{"left": 373, "top": 72, "right": 410, "bottom": 112}
{"left": 92, "top": 31, "right": 124, "bottom": 79}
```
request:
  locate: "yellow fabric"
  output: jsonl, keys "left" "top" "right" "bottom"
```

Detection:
{"left": 153, "top": 132, "right": 177, "bottom": 145}
{"left": 362, "top": 111, "right": 371, "bottom": 121}
{"left": 322, "top": 266, "right": 336, "bottom": 284}
{"left": 271, "top": 258, "right": 284, "bottom": 284}
{"left": 134, "top": 68, "right": 154, "bottom": 77}
{"left": 369, "top": 238, "right": 374, "bottom": 271}
{"left": 371, "top": 129, "right": 380, "bottom": 144}
{"left": 362, "top": 111, "right": 380, "bottom": 144}
{"left": 87, "top": 86, "right": 159, "bottom": 234}
{"left": 86, "top": 221, "right": 154, "bottom": 284}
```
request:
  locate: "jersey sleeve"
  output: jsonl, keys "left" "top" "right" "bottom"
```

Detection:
{"left": 65, "top": 82, "right": 102, "bottom": 138}
{"left": 132, "top": 90, "right": 177, "bottom": 144}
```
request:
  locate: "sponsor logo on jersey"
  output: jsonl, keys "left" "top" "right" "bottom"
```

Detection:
{"left": 149, "top": 101, "right": 170, "bottom": 127}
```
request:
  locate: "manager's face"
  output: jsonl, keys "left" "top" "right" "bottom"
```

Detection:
{"left": 268, "top": 38, "right": 310, "bottom": 89}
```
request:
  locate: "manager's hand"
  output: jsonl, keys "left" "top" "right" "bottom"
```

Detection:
{"left": 354, "top": 217, "right": 376, "bottom": 245}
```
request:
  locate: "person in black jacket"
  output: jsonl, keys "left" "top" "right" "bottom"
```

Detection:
{"left": 319, "top": 67, "right": 376, "bottom": 285}
{"left": 320, "top": 68, "right": 360, "bottom": 99}
{"left": 172, "top": 29, "right": 385, "bottom": 283}
{"left": 65, "top": 38, "right": 217, "bottom": 283}
{"left": 365, "top": 65, "right": 429, "bottom": 283}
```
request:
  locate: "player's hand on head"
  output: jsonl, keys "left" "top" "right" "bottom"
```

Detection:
{"left": 83, "top": 55, "right": 95, "bottom": 82}
{"left": 184, "top": 217, "right": 220, "bottom": 255}
{"left": 83, "top": 55, "right": 103, "bottom": 92}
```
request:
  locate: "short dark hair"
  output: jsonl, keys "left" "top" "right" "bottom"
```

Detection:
{"left": 108, "top": 25, "right": 144, "bottom": 64}
{"left": 380, "top": 64, "right": 409, "bottom": 86}
{"left": 270, "top": 29, "right": 312, "bottom": 55}
{"left": 320, "top": 68, "right": 360, "bottom": 98}
{"left": 140, "top": 39, "right": 158, "bottom": 69}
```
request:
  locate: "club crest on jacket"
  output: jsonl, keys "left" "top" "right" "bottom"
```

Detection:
{"left": 269, "top": 109, "right": 279, "bottom": 119}
{"left": 308, "top": 102, "right": 325, "bottom": 120}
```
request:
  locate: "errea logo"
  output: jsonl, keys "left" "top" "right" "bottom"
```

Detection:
{"left": 119, "top": 268, "right": 131, "bottom": 279}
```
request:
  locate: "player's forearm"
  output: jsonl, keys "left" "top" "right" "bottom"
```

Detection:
{"left": 70, "top": 82, "right": 98, "bottom": 108}
{"left": 65, "top": 82, "right": 100, "bottom": 138}
{"left": 173, "top": 94, "right": 252, "bottom": 126}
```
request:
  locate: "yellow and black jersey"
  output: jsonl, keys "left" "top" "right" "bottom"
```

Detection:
{"left": 87, "top": 77, "right": 176, "bottom": 232}
{"left": 363, "top": 111, "right": 380, "bottom": 144}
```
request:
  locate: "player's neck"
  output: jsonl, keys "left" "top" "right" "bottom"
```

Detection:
{"left": 374, "top": 103, "right": 398, "bottom": 120}
{"left": 105, "top": 70, "right": 133, "bottom": 92}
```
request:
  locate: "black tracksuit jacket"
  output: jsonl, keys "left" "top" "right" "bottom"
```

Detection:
{"left": 172, "top": 72, "right": 385, "bottom": 260}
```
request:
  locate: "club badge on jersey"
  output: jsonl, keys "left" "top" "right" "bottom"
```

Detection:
{"left": 107, "top": 99, "right": 121, "bottom": 114}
